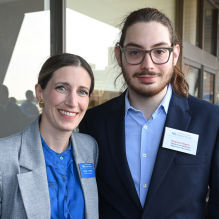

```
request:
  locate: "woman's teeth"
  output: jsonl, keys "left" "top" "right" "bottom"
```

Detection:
{"left": 59, "top": 110, "right": 76, "bottom": 116}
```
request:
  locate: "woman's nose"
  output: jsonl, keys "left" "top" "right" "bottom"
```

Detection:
{"left": 65, "top": 92, "right": 78, "bottom": 108}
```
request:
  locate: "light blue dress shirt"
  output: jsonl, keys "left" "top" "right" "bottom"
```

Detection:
{"left": 41, "top": 136, "right": 85, "bottom": 219}
{"left": 125, "top": 84, "right": 172, "bottom": 207}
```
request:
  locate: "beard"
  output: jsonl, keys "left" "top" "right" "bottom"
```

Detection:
{"left": 121, "top": 62, "right": 174, "bottom": 98}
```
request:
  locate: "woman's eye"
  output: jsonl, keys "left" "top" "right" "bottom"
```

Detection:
{"left": 55, "top": 85, "right": 67, "bottom": 92}
{"left": 78, "top": 90, "right": 89, "bottom": 96}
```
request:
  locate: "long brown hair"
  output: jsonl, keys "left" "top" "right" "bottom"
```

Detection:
{"left": 115, "top": 8, "right": 189, "bottom": 98}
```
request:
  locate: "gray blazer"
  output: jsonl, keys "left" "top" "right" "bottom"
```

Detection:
{"left": 0, "top": 117, "right": 99, "bottom": 219}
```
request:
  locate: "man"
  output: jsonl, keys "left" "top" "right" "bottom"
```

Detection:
{"left": 79, "top": 8, "right": 219, "bottom": 219}
{"left": 0, "top": 85, "right": 23, "bottom": 138}
{"left": 20, "top": 90, "right": 39, "bottom": 125}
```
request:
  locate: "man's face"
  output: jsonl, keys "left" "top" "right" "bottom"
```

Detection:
{"left": 115, "top": 21, "right": 180, "bottom": 97}
{"left": 27, "top": 92, "right": 34, "bottom": 102}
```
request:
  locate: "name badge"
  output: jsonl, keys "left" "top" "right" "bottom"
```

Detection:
{"left": 79, "top": 163, "right": 96, "bottom": 178}
{"left": 162, "top": 127, "right": 199, "bottom": 155}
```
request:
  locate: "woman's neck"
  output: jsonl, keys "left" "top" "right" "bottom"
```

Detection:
{"left": 39, "top": 118, "right": 72, "bottom": 154}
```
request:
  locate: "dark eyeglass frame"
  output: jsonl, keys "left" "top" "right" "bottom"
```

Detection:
{"left": 117, "top": 43, "right": 174, "bottom": 65}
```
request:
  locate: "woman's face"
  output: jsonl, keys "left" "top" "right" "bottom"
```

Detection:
{"left": 36, "top": 66, "right": 91, "bottom": 133}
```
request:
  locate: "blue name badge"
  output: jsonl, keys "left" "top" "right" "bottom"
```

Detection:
{"left": 79, "top": 163, "right": 96, "bottom": 178}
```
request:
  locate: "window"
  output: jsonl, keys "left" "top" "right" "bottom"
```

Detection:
{"left": 0, "top": 0, "right": 50, "bottom": 138}
{"left": 204, "top": 0, "right": 216, "bottom": 55}
{"left": 203, "top": 71, "right": 214, "bottom": 103}
{"left": 184, "top": 65, "right": 200, "bottom": 98}
{"left": 184, "top": 0, "right": 199, "bottom": 46}
{"left": 216, "top": 12, "right": 219, "bottom": 105}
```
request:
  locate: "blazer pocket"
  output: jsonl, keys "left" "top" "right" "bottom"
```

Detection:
{"left": 174, "top": 155, "right": 206, "bottom": 165}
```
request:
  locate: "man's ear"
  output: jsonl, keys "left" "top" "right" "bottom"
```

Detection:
{"left": 173, "top": 44, "right": 180, "bottom": 66}
{"left": 114, "top": 46, "right": 122, "bottom": 67}
{"left": 35, "top": 84, "right": 43, "bottom": 102}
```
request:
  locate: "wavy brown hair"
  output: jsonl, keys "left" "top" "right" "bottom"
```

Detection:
{"left": 115, "top": 8, "right": 189, "bottom": 98}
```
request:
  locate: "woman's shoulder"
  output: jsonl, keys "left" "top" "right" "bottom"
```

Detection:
{"left": 0, "top": 132, "right": 22, "bottom": 160}
{"left": 0, "top": 116, "right": 40, "bottom": 149}
{"left": 0, "top": 132, "right": 22, "bottom": 148}
{"left": 73, "top": 132, "right": 97, "bottom": 147}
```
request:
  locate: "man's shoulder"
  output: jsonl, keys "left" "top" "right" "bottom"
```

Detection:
{"left": 0, "top": 105, "right": 4, "bottom": 112}
{"left": 86, "top": 93, "right": 125, "bottom": 117}
{"left": 7, "top": 101, "right": 22, "bottom": 111}
{"left": 187, "top": 95, "right": 219, "bottom": 113}
{"left": 20, "top": 101, "right": 27, "bottom": 106}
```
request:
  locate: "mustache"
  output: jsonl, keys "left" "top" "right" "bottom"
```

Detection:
{"left": 133, "top": 71, "right": 163, "bottom": 77}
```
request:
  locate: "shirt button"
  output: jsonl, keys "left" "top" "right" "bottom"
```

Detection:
{"left": 144, "top": 125, "right": 148, "bottom": 129}
{"left": 60, "top": 156, "right": 63, "bottom": 160}
{"left": 143, "top": 184, "right": 147, "bottom": 188}
{"left": 143, "top": 154, "right": 147, "bottom": 157}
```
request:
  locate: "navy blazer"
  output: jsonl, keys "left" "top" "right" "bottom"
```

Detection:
{"left": 79, "top": 91, "right": 219, "bottom": 219}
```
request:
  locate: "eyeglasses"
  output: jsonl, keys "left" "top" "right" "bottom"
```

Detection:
{"left": 118, "top": 44, "right": 173, "bottom": 65}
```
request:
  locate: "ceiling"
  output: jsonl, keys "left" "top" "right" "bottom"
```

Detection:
{"left": 67, "top": 0, "right": 176, "bottom": 28}
{"left": 0, "top": 0, "right": 21, "bottom": 3}
{"left": 211, "top": 0, "right": 219, "bottom": 7}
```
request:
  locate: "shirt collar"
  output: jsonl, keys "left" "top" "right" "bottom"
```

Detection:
{"left": 125, "top": 83, "right": 172, "bottom": 117}
{"left": 160, "top": 83, "right": 172, "bottom": 114}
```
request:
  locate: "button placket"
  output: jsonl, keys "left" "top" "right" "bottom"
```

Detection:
{"left": 143, "top": 184, "right": 147, "bottom": 188}
{"left": 143, "top": 125, "right": 148, "bottom": 129}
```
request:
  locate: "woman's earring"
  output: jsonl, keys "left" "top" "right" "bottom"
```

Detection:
{"left": 39, "top": 100, "right": 44, "bottom": 108}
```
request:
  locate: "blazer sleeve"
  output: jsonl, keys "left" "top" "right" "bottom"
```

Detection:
{"left": 208, "top": 129, "right": 219, "bottom": 218}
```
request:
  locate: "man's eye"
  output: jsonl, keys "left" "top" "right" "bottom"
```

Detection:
{"left": 55, "top": 85, "right": 66, "bottom": 91}
{"left": 129, "top": 50, "right": 140, "bottom": 56}
{"left": 154, "top": 49, "right": 165, "bottom": 55}
{"left": 78, "top": 90, "right": 88, "bottom": 96}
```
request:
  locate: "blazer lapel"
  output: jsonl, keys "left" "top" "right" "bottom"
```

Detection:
{"left": 143, "top": 94, "right": 191, "bottom": 212}
{"left": 71, "top": 133, "right": 98, "bottom": 219}
{"left": 17, "top": 118, "right": 50, "bottom": 219}
{"left": 71, "top": 131, "right": 90, "bottom": 193}
{"left": 106, "top": 92, "right": 142, "bottom": 211}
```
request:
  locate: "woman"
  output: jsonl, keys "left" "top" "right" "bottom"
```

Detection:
{"left": 0, "top": 53, "right": 98, "bottom": 219}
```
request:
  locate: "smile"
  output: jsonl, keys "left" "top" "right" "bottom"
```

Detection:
{"left": 58, "top": 110, "right": 77, "bottom": 117}
{"left": 137, "top": 76, "right": 157, "bottom": 82}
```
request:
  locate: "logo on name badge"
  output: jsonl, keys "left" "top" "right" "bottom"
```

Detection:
{"left": 171, "top": 131, "right": 192, "bottom": 139}
{"left": 79, "top": 163, "right": 96, "bottom": 178}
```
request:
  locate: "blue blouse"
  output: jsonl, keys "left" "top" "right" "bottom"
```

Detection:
{"left": 41, "top": 136, "right": 85, "bottom": 219}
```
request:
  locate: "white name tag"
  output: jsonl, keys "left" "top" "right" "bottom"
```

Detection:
{"left": 162, "top": 127, "right": 199, "bottom": 155}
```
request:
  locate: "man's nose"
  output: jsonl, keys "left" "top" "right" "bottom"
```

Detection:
{"left": 140, "top": 53, "right": 155, "bottom": 70}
